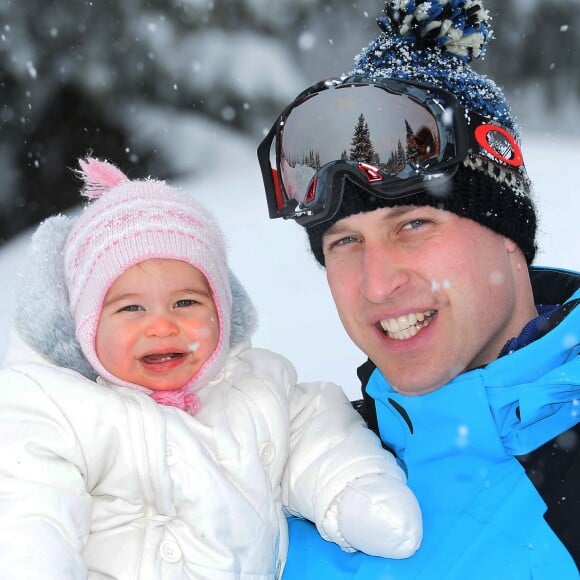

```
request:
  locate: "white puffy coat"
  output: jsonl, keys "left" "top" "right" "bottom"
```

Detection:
{"left": 0, "top": 333, "right": 405, "bottom": 579}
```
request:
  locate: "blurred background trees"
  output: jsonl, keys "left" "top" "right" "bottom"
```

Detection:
{"left": 1, "top": 0, "right": 578, "bottom": 245}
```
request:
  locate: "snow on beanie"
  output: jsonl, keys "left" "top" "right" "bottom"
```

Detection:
{"left": 307, "top": 0, "right": 537, "bottom": 266}
{"left": 63, "top": 157, "right": 232, "bottom": 414}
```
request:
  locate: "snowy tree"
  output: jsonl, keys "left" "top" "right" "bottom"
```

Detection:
{"left": 348, "top": 114, "right": 377, "bottom": 165}
{"left": 0, "top": 0, "right": 326, "bottom": 242}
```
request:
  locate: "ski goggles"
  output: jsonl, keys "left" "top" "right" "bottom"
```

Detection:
{"left": 258, "top": 75, "right": 525, "bottom": 227}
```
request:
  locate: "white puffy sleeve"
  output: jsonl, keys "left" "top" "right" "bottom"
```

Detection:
{"left": 0, "top": 367, "right": 93, "bottom": 579}
{"left": 282, "top": 380, "right": 422, "bottom": 558}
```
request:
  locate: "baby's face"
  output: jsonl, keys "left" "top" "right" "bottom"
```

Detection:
{"left": 96, "top": 259, "right": 219, "bottom": 391}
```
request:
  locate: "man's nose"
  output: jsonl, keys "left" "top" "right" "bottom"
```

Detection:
{"left": 360, "top": 241, "right": 411, "bottom": 303}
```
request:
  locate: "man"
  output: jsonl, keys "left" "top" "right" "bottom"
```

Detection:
{"left": 258, "top": 1, "right": 579, "bottom": 577}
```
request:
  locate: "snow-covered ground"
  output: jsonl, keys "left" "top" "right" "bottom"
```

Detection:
{"left": 0, "top": 131, "right": 578, "bottom": 399}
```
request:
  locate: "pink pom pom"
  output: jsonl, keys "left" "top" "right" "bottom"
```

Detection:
{"left": 78, "top": 157, "right": 129, "bottom": 199}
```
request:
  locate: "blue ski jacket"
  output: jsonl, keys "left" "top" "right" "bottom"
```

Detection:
{"left": 284, "top": 267, "right": 580, "bottom": 579}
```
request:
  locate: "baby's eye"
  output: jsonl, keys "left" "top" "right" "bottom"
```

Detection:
{"left": 175, "top": 299, "right": 198, "bottom": 308}
{"left": 119, "top": 304, "right": 142, "bottom": 313}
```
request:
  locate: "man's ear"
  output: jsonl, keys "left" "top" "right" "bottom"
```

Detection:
{"left": 503, "top": 236, "right": 519, "bottom": 254}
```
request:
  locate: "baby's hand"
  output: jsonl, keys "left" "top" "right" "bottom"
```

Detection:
{"left": 336, "top": 472, "right": 422, "bottom": 559}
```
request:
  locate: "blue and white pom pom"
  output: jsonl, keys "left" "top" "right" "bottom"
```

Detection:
{"left": 380, "top": 0, "right": 491, "bottom": 61}
{"left": 351, "top": 0, "right": 515, "bottom": 129}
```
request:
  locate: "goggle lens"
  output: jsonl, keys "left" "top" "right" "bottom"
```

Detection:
{"left": 279, "top": 84, "right": 450, "bottom": 205}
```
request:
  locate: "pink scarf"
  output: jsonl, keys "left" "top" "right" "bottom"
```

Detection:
{"left": 151, "top": 389, "right": 200, "bottom": 416}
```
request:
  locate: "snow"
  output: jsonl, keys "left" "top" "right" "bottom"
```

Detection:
{"left": 0, "top": 130, "right": 578, "bottom": 400}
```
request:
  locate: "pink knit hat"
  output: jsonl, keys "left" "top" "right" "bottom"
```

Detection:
{"left": 63, "top": 157, "right": 232, "bottom": 412}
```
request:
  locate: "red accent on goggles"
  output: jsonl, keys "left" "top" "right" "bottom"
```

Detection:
{"left": 258, "top": 76, "right": 525, "bottom": 228}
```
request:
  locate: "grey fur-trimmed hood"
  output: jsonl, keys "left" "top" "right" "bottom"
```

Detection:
{"left": 12, "top": 214, "right": 259, "bottom": 379}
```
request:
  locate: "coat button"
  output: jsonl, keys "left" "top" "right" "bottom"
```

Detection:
{"left": 259, "top": 441, "right": 275, "bottom": 466}
{"left": 160, "top": 539, "right": 182, "bottom": 563}
{"left": 166, "top": 444, "right": 180, "bottom": 466}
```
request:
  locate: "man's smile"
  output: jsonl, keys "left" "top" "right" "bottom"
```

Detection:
{"left": 379, "top": 311, "right": 436, "bottom": 340}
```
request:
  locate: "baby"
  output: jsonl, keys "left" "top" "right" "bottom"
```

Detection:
{"left": 0, "top": 158, "right": 421, "bottom": 578}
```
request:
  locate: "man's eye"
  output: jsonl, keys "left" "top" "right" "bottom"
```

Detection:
{"left": 402, "top": 219, "right": 428, "bottom": 230}
{"left": 175, "top": 299, "right": 198, "bottom": 308}
{"left": 326, "top": 235, "right": 360, "bottom": 251}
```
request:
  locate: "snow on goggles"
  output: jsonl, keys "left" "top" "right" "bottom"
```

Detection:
{"left": 258, "top": 76, "right": 525, "bottom": 227}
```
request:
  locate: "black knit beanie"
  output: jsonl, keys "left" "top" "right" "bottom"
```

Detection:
{"left": 308, "top": 163, "right": 537, "bottom": 266}
{"left": 306, "top": 0, "right": 538, "bottom": 266}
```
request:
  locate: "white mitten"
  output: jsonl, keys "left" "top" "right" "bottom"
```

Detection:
{"left": 335, "top": 472, "right": 422, "bottom": 559}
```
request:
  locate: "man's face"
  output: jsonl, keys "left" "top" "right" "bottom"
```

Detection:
{"left": 322, "top": 205, "right": 534, "bottom": 395}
